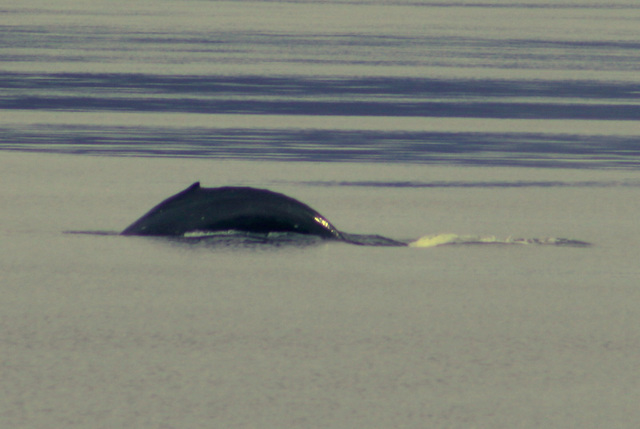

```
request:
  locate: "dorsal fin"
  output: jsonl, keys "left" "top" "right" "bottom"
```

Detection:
{"left": 186, "top": 182, "right": 201, "bottom": 192}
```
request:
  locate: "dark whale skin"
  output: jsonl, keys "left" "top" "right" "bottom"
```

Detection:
{"left": 120, "top": 182, "right": 344, "bottom": 239}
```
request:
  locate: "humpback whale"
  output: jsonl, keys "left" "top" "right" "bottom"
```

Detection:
{"left": 121, "top": 182, "right": 406, "bottom": 246}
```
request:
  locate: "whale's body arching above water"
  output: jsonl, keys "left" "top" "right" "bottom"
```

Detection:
{"left": 120, "top": 182, "right": 590, "bottom": 248}
{"left": 121, "top": 182, "right": 405, "bottom": 246}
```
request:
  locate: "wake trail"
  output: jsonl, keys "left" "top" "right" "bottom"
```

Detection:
{"left": 408, "top": 233, "right": 591, "bottom": 248}
{"left": 64, "top": 230, "right": 591, "bottom": 248}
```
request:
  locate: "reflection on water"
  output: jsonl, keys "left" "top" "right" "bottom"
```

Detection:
{"left": 2, "top": 124, "right": 638, "bottom": 168}
{"left": 1, "top": 0, "right": 639, "bottom": 168}
{"left": 2, "top": 73, "right": 638, "bottom": 118}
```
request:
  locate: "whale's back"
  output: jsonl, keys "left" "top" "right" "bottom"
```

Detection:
{"left": 121, "top": 183, "right": 343, "bottom": 239}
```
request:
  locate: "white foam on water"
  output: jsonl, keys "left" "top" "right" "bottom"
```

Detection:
{"left": 409, "top": 233, "right": 590, "bottom": 248}
{"left": 183, "top": 230, "right": 229, "bottom": 238}
{"left": 182, "top": 231, "right": 591, "bottom": 248}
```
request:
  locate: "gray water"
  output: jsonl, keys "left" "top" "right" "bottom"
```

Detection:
{"left": 3, "top": 2, "right": 640, "bottom": 428}
{"left": 2, "top": 0, "right": 639, "bottom": 168}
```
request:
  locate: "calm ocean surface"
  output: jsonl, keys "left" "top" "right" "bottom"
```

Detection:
{"left": 1, "top": 0, "right": 639, "bottom": 168}
{"left": 4, "top": 3, "right": 640, "bottom": 427}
